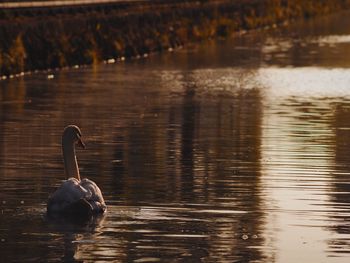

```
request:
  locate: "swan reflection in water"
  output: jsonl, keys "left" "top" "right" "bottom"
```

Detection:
{"left": 46, "top": 210, "right": 106, "bottom": 262}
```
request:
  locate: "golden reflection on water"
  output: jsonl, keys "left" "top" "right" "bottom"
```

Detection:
{"left": 257, "top": 62, "right": 350, "bottom": 261}
{"left": 259, "top": 67, "right": 350, "bottom": 99}
{"left": 260, "top": 97, "right": 335, "bottom": 262}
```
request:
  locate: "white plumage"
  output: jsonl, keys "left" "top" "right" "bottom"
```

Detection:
{"left": 47, "top": 125, "right": 106, "bottom": 216}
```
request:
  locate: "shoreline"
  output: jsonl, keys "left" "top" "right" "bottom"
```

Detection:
{"left": 1, "top": 0, "right": 350, "bottom": 77}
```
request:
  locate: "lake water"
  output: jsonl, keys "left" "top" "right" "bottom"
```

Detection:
{"left": 2, "top": 11, "right": 350, "bottom": 263}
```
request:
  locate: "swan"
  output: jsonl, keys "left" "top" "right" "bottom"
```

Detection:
{"left": 47, "top": 125, "right": 106, "bottom": 217}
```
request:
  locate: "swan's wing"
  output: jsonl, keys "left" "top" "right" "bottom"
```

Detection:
{"left": 80, "top": 178, "right": 105, "bottom": 203}
{"left": 80, "top": 178, "right": 107, "bottom": 213}
{"left": 51, "top": 178, "right": 91, "bottom": 201}
{"left": 47, "top": 178, "right": 92, "bottom": 214}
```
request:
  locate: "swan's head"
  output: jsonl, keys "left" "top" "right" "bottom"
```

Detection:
{"left": 62, "top": 125, "right": 85, "bottom": 148}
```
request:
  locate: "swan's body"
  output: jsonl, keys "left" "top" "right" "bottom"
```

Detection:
{"left": 47, "top": 125, "right": 106, "bottom": 216}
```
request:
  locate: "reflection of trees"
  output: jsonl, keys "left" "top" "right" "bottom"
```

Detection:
{"left": 112, "top": 70, "right": 267, "bottom": 261}
{"left": 192, "top": 86, "right": 265, "bottom": 262}
{"left": 1, "top": 66, "right": 266, "bottom": 261}
{"left": 0, "top": 79, "right": 34, "bottom": 200}
{"left": 329, "top": 103, "right": 350, "bottom": 254}
{"left": 262, "top": 12, "right": 350, "bottom": 68}
{"left": 180, "top": 83, "right": 197, "bottom": 200}
{"left": 0, "top": 78, "right": 63, "bottom": 204}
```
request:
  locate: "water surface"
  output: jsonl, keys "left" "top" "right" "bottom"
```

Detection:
{"left": 2, "top": 11, "right": 350, "bottom": 263}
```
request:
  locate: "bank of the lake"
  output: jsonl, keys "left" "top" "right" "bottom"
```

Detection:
{"left": 1, "top": 0, "right": 350, "bottom": 77}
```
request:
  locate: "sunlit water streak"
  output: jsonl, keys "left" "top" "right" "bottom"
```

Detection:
{"left": 2, "top": 10, "right": 350, "bottom": 263}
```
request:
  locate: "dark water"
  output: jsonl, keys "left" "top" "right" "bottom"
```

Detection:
{"left": 2, "top": 11, "right": 350, "bottom": 263}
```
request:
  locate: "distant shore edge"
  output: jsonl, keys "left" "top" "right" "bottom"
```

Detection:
{"left": 1, "top": 0, "right": 349, "bottom": 77}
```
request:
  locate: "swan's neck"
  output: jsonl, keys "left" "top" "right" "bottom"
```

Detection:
{"left": 62, "top": 141, "right": 80, "bottom": 181}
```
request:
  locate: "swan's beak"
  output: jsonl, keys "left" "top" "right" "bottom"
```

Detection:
{"left": 77, "top": 138, "right": 86, "bottom": 149}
